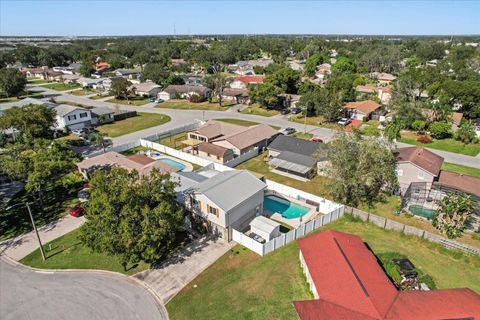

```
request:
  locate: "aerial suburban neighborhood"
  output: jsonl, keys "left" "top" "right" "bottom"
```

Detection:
{"left": 1, "top": 1, "right": 480, "bottom": 319}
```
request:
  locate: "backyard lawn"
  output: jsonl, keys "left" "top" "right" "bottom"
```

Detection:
{"left": 166, "top": 215, "right": 480, "bottom": 320}
{"left": 155, "top": 99, "right": 232, "bottom": 111}
{"left": 236, "top": 152, "right": 332, "bottom": 198}
{"left": 399, "top": 132, "right": 480, "bottom": 156}
{"left": 42, "top": 83, "right": 81, "bottom": 91}
{"left": 156, "top": 132, "right": 188, "bottom": 149}
{"left": 20, "top": 229, "right": 149, "bottom": 275}
{"left": 441, "top": 162, "right": 480, "bottom": 178}
{"left": 97, "top": 112, "right": 171, "bottom": 137}
{"left": 215, "top": 118, "right": 281, "bottom": 130}
{"left": 106, "top": 96, "right": 150, "bottom": 106}
{"left": 240, "top": 104, "right": 279, "bottom": 117}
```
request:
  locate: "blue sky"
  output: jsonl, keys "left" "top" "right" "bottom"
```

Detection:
{"left": 1, "top": 1, "right": 479, "bottom": 36}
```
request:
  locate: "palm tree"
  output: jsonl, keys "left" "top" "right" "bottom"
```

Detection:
{"left": 89, "top": 132, "right": 110, "bottom": 153}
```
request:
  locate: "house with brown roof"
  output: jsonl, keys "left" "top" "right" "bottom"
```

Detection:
{"left": 294, "top": 230, "right": 480, "bottom": 320}
{"left": 187, "top": 120, "right": 279, "bottom": 156}
{"left": 132, "top": 81, "right": 162, "bottom": 97}
{"left": 193, "top": 142, "right": 235, "bottom": 164}
{"left": 371, "top": 72, "right": 397, "bottom": 85}
{"left": 77, "top": 151, "right": 179, "bottom": 179}
{"left": 222, "top": 88, "right": 249, "bottom": 104}
{"left": 395, "top": 147, "right": 444, "bottom": 193}
{"left": 344, "top": 100, "right": 381, "bottom": 120}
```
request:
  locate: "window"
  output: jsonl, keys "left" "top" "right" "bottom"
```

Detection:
{"left": 207, "top": 204, "right": 219, "bottom": 217}
{"left": 79, "top": 112, "right": 88, "bottom": 118}
{"left": 417, "top": 172, "right": 425, "bottom": 180}
{"left": 67, "top": 115, "right": 77, "bottom": 121}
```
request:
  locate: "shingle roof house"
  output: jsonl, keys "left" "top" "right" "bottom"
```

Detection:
{"left": 267, "top": 135, "right": 324, "bottom": 179}
{"left": 294, "top": 230, "right": 480, "bottom": 320}
{"left": 344, "top": 100, "right": 381, "bottom": 120}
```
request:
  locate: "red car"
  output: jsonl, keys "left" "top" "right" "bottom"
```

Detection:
{"left": 68, "top": 204, "right": 85, "bottom": 217}
{"left": 311, "top": 137, "right": 324, "bottom": 143}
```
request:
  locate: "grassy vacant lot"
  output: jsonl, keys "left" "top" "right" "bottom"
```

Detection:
{"left": 106, "top": 96, "right": 150, "bottom": 106}
{"left": 21, "top": 229, "right": 149, "bottom": 275}
{"left": 167, "top": 215, "right": 480, "bottom": 320}
{"left": 399, "top": 133, "right": 480, "bottom": 156}
{"left": 442, "top": 162, "right": 480, "bottom": 178}
{"left": 97, "top": 112, "right": 171, "bottom": 137}
{"left": 240, "top": 104, "right": 279, "bottom": 117}
{"left": 42, "top": 82, "right": 81, "bottom": 91}
{"left": 155, "top": 99, "right": 232, "bottom": 111}
{"left": 215, "top": 118, "right": 281, "bottom": 130}
{"left": 236, "top": 152, "right": 332, "bottom": 198}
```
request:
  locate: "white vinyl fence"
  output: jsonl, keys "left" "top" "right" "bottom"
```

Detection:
{"left": 232, "top": 205, "right": 345, "bottom": 256}
{"left": 223, "top": 147, "right": 260, "bottom": 168}
{"left": 141, "top": 120, "right": 204, "bottom": 142}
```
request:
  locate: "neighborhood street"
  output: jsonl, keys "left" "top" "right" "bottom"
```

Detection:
{"left": 32, "top": 85, "right": 480, "bottom": 169}
{"left": 0, "top": 257, "right": 168, "bottom": 320}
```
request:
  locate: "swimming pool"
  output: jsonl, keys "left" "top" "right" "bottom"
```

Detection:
{"left": 264, "top": 195, "right": 310, "bottom": 219}
{"left": 159, "top": 158, "right": 186, "bottom": 171}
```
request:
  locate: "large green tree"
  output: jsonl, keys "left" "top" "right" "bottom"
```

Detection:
{"left": 0, "top": 68, "right": 27, "bottom": 98}
{"left": 304, "top": 53, "right": 322, "bottom": 77}
{"left": 110, "top": 78, "right": 134, "bottom": 99}
{"left": 321, "top": 133, "right": 397, "bottom": 206}
{"left": 80, "top": 167, "right": 184, "bottom": 265}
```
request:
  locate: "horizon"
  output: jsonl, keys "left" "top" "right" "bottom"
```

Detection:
{"left": 1, "top": 0, "right": 480, "bottom": 37}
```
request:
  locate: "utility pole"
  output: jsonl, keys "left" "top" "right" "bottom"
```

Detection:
{"left": 304, "top": 105, "right": 308, "bottom": 134}
{"left": 26, "top": 202, "right": 46, "bottom": 261}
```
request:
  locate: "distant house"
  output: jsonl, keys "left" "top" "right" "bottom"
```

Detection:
{"left": 54, "top": 104, "right": 92, "bottom": 131}
{"left": 115, "top": 68, "right": 142, "bottom": 79}
{"left": 293, "top": 230, "right": 480, "bottom": 320}
{"left": 193, "top": 142, "right": 235, "bottom": 164}
{"left": 230, "top": 76, "right": 264, "bottom": 89}
{"left": 171, "top": 58, "right": 187, "bottom": 66}
{"left": 91, "top": 107, "right": 115, "bottom": 125}
{"left": 59, "top": 74, "right": 81, "bottom": 84}
{"left": 355, "top": 85, "right": 392, "bottom": 105}
{"left": 77, "top": 151, "right": 179, "bottom": 179}
{"left": 228, "top": 61, "right": 254, "bottom": 75}
{"left": 158, "top": 85, "right": 211, "bottom": 101}
{"left": 173, "top": 169, "right": 267, "bottom": 240}
{"left": 23, "top": 67, "right": 62, "bottom": 81}
{"left": 133, "top": 81, "right": 162, "bottom": 97}
{"left": 371, "top": 72, "right": 397, "bottom": 85}
{"left": 183, "top": 75, "right": 204, "bottom": 86}
{"left": 222, "top": 88, "right": 249, "bottom": 104}
{"left": 279, "top": 93, "right": 301, "bottom": 109}
{"left": 395, "top": 147, "right": 444, "bottom": 193}
{"left": 68, "top": 63, "right": 82, "bottom": 74}
{"left": 267, "top": 135, "right": 325, "bottom": 180}
{"left": 95, "top": 62, "right": 110, "bottom": 72}
{"left": 188, "top": 120, "right": 279, "bottom": 156}
{"left": 343, "top": 100, "right": 381, "bottom": 120}
{"left": 101, "top": 77, "right": 124, "bottom": 92}
{"left": 77, "top": 77, "right": 104, "bottom": 89}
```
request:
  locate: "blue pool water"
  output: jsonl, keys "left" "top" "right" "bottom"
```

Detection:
{"left": 159, "top": 158, "right": 186, "bottom": 171}
{"left": 264, "top": 195, "right": 309, "bottom": 219}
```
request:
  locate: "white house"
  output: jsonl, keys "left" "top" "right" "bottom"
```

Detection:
{"left": 174, "top": 169, "right": 267, "bottom": 240}
{"left": 158, "top": 85, "right": 210, "bottom": 101}
{"left": 54, "top": 104, "right": 92, "bottom": 131}
{"left": 133, "top": 81, "right": 162, "bottom": 97}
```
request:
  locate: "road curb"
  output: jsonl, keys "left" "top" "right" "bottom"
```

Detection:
{"left": 0, "top": 254, "right": 169, "bottom": 319}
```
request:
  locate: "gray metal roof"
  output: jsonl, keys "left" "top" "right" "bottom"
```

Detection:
{"left": 270, "top": 157, "right": 312, "bottom": 175}
{"left": 0, "top": 98, "right": 55, "bottom": 113}
{"left": 268, "top": 135, "right": 324, "bottom": 157}
{"left": 91, "top": 107, "right": 115, "bottom": 116}
{"left": 276, "top": 151, "right": 317, "bottom": 168}
{"left": 172, "top": 172, "right": 208, "bottom": 193}
{"left": 197, "top": 170, "right": 266, "bottom": 212}
{"left": 54, "top": 104, "right": 88, "bottom": 117}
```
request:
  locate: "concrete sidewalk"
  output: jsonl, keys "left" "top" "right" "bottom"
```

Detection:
{"left": 0, "top": 215, "right": 85, "bottom": 261}
{"left": 134, "top": 236, "right": 234, "bottom": 303}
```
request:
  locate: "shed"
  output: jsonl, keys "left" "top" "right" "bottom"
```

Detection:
{"left": 250, "top": 216, "right": 281, "bottom": 241}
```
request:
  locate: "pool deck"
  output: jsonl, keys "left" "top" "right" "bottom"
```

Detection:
{"left": 263, "top": 192, "right": 318, "bottom": 228}
{"left": 146, "top": 151, "right": 194, "bottom": 172}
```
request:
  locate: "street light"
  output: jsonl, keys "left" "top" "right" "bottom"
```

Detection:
{"left": 8, "top": 202, "right": 46, "bottom": 261}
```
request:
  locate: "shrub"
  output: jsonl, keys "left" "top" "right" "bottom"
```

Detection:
{"left": 428, "top": 121, "right": 451, "bottom": 139}
{"left": 188, "top": 93, "right": 205, "bottom": 103}
{"left": 416, "top": 135, "right": 432, "bottom": 144}
{"left": 411, "top": 120, "right": 426, "bottom": 132}
{"left": 455, "top": 122, "right": 477, "bottom": 143}
{"left": 432, "top": 193, "right": 475, "bottom": 239}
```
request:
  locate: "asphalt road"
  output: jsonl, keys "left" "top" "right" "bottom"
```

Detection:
{"left": 0, "top": 257, "right": 168, "bottom": 320}
{"left": 30, "top": 84, "right": 480, "bottom": 168}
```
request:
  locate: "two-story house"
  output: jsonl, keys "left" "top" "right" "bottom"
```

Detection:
{"left": 54, "top": 104, "right": 93, "bottom": 131}
{"left": 174, "top": 169, "right": 267, "bottom": 240}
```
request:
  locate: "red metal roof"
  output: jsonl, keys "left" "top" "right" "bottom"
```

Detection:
{"left": 233, "top": 76, "right": 264, "bottom": 83}
{"left": 294, "top": 230, "right": 480, "bottom": 320}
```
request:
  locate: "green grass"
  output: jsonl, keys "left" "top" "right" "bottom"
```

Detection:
{"left": 155, "top": 99, "right": 232, "bottom": 111}
{"left": 215, "top": 118, "right": 281, "bottom": 130}
{"left": 399, "top": 134, "right": 480, "bottom": 156}
{"left": 236, "top": 152, "right": 332, "bottom": 198}
{"left": 240, "top": 104, "right": 279, "bottom": 117}
{"left": 27, "top": 79, "right": 49, "bottom": 84}
{"left": 20, "top": 229, "right": 149, "bottom": 275}
{"left": 89, "top": 94, "right": 108, "bottom": 100}
{"left": 42, "top": 83, "right": 81, "bottom": 91}
{"left": 0, "top": 91, "right": 44, "bottom": 103}
{"left": 97, "top": 112, "right": 171, "bottom": 137}
{"left": 71, "top": 88, "right": 97, "bottom": 96}
{"left": 106, "top": 96, "right": 150, "bottom": 106}
{"left": 167, "top": 215, "right": 480, "bottom": 319}
{"left": 441, "top": 162, "right": 480, "bottom": 178}
{"left": 156, "top": 132, "right": 188, "bottom": 149}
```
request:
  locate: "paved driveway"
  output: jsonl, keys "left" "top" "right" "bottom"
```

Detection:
{"left": 0, "top": 257, "right": 167, "bottom": 320}
{"left": 134, "top": 236, "right": 234, "bottom": 303}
